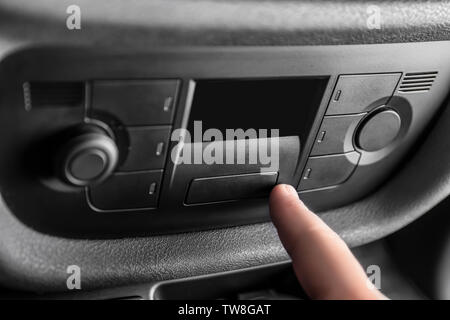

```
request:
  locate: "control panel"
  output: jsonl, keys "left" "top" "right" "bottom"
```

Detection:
{"left": 0, "top": 42, "right": 448, "bottom": 237}
{"left": 299, "top": 73, "right": 402, "bottom": 191}
{"left": 87, "top": 80, "right": 179, "bottom": 211}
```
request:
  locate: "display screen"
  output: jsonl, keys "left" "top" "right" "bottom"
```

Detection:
{"left": 188, "top": 77, "right": 329, "bottom": 142}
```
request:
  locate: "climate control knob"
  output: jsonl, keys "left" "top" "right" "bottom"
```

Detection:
{"left": 54, "top": 123, "right": 118, "bottom": 187}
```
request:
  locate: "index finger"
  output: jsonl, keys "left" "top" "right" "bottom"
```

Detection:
{"left": 269, "top": 184, "right": 385, "bottom": 300}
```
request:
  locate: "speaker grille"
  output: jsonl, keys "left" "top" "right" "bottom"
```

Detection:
{"left": 23, "top": 82, "right": 84, "bottom": 111}
{"left": 398, "top": 72, "right": 438, "bottom": 93}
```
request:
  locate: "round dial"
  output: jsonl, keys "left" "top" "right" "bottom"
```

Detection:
{"left": 357, "top": 109, "right": 401, "bottom": 152}
{"left": 54, "top": 123, "right": 118, "bottom": 187}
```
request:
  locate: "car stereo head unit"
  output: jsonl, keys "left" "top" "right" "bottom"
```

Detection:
{"left": 0, "top": 43, "right": 448, "bottom": 238}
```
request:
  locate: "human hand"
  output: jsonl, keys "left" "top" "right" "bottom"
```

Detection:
{"left": 269, "top": 184, "right": 386, "bottom": 300}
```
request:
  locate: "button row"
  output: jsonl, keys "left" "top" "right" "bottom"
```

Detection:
{"left": 87, "top": 80, "right": 179, "bottom": 211}
{"left": 299, "top": 73, "right": 400, "bottom": 191}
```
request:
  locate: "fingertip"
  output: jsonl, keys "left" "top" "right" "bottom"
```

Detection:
{"left": 269, "top": 184, "right": 316, "bottom": 240}
{"left": 270, "top": 184, "right": 300, "bottom": 207}
{"left": 269, "top": 184, "right": 308, "bottom": 218}
{"left": 271, "top": 183, "right": 297, "bottom": 197}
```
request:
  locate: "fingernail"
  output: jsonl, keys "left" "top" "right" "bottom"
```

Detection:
{"left": 282, "top": 184, "right": 297, "bottom": 196}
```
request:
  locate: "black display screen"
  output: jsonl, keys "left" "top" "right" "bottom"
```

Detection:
{"left": 188, "top": 77, "right": 329, "bottom": 142}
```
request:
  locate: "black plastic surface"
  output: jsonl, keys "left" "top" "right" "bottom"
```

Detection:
{"left": 299, "top": 152, "right": 360, "bottom": 191}
{"left": 189, "top": 78, "right": 327, "bottom": 143}
{"left": 70, "top": 150, "right": 106, "bottom": 180}
{"left": 149, "top": 262, "right": 306, "bottom": 300}
{"left": 0, "top": 42, "right": 449, "bottom": 292}
{"left": 186, "top": 172, "right": 278, "bottom": 205}
{"left": 388, "top": 196, "right": 450, "bottom": 300}
{"left": 0, "top": 88, "right": 447, "bottom": 292}
{"left": 119, "top": 126, "right": 171, "bottom": 171}
{"left": 0, "top": 0, "right": 448, "bottom": 294}
{"left": 310, "top": 114, "right": 365, "bottom": 156}
{"left": 91, "top": 80, "right": 179, "bottom": 126}
{"left": 88, "top": 170, "right": 163, "bottom": 211}
{"left": 0, "top": 43, "right": 448, "bottom": 237}
{"left": 0, "top": 240, "right": 424, "bottom": 299}
{"left": 326, "top": 74, "right": 400, "bottom": 115}
{"left": 24, "top": 81, "right": 84, "bottom": 109}
{"left": 1, "top": 0, "right": 449, "bottom": 47}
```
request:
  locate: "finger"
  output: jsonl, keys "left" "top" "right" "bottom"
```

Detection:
{"left": 269, "top": 184, "right": 385, "bottom": 300}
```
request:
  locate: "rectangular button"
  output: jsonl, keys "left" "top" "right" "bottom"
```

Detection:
{"left": 119, "top": 126, "right": 171, "bottom": 171}
{"left": 311, "top": 114, "right": 364, "bottom": 156}
{"left": 92, "top": 80, "right": 179, "bottom": 126}
{"left": 326, "top": 74, "right": 400, "bottom": 115}
{"left": 88, "top": 171, "right": 163, "bottom": 211}
{"left": 299, "top": 152, "right": 360, "bottom": 191}
{"left": 186, "top": 172, "right": 278, "bottom": 204}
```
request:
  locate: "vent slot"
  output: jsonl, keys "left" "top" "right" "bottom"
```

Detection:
{"left": 398, "top": 72, "right": 437, "bottom": 93}
{"left": 23, "top": 82, "right": 84, "bottom": 110}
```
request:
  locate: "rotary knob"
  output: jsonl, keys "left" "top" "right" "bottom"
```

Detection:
{"left": 54, "top": 123, "right": 118, "bottom": 187}
{"left": 356, "top": 109, "right": 401, "bottom": 152}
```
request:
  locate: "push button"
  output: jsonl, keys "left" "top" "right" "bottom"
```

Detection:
{"left": 92, "top": 80, "right": 179, "bottom": 126}
{"left": 186, "top": 172, "right": 278, "bottom": 205}
{"left": 299, "top": 152, "right": 360, "bottom": 191}
{"left": 326, "top": 74, "right": 401, "bottom": 115}
{"left": 310, "top": 114, "right": 364, "bottom": 156}
{"left": 119, "top": 126, "right": 171, "bottom": 172}
{"left": 88, "top": 170, "right": 163, "bottom": 210}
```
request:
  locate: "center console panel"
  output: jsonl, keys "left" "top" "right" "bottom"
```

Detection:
{"left": 0, "top": 42, "right": 448, "bottom": 238}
